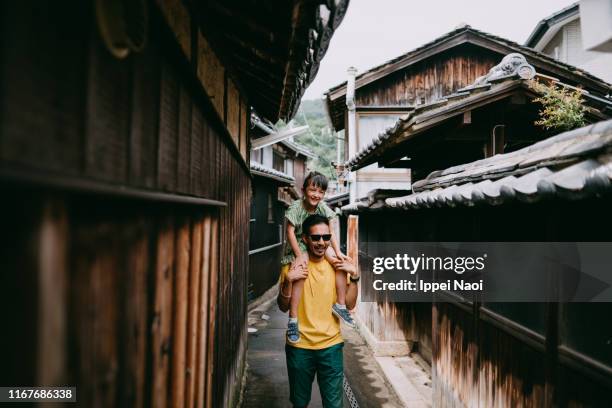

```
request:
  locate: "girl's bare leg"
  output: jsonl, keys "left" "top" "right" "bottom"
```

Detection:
{"left": 289, "top": 278, "right": 304, "bottom": 318}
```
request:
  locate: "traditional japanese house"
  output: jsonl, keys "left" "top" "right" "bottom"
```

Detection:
{"left": 344, "top": 119, "right": 612, "bottom": 407}
{"left": 324, "top": 25, "right": 612, "bottom": 202}
{"left": 347, "top": 67, "right": 612, "bottom": 181}
{"left": 340, "top": 53, "right": 612, "bottom": 406}
{"left": 248, "top": 115, "right": 315, "bottom": 301}
{"left": 0, "top": 0, "right": 347, "bottom": 406}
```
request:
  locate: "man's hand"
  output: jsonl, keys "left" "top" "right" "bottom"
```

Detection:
{"left": 287, "top": 259, "right": 309, "bottom": 283}
{"left": 332, "top": 256, "right": 358, "bottom": 278}
{"left": 335, "top": 256, "right": 359, "bottom": 310}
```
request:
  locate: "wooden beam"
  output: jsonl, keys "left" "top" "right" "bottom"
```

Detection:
{"left": 171, "top": 219, "right": 191, "bottom": 407}
{"left": 37, "top": 200, "right": 68, "bottom": 386}
{"left": 151, "top": 217, "right": 175, "bottom": 408}
{"left": 347, "top": 215, "right": 359, "bottom": 275}
{"left": 122, "top": 218, "right": 149, "bottom": 408}
{"left": 195, "top": 216, "right": 212, "bottom": 408}
{"left": 205, "top": 217, "right": 219, "bottom": 408}
{"left": 185, "top": 220, "right": 203, "bottom": 408}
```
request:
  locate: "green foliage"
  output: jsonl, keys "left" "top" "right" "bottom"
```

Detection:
{"left": 277, "top": 99, "right": 342, "bottom": 180}
{"left": 530, "top": 79, "right": 586, "bottom": 131}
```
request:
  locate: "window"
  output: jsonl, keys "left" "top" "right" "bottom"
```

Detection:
{"left": 250, "top": 149, "right": 262, "bottom": 163}
{"left": 273, "top": 151, "right": 284, "bottom": 172}
{"left": 285, "top": 158, "right": 294, "bottom": 176}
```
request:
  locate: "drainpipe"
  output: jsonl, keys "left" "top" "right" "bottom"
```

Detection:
{"left": 346, "top": 66, "right": 358, "bottom": 203}
{"left": 335, "top": 127, "right": 341, "bottom": 166}
{"left": 322, "top": 94, "right": 343, "bottom": 191}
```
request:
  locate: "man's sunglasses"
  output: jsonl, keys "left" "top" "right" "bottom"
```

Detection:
{"left": 309, "top": 234, "right": 332, "bottom": 242}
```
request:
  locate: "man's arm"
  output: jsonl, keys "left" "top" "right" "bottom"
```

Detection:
{"left": 333, "top": 257, "right": 359, "bottom": 309}
{"left": 277, "top": 261, "right": 308, "bottom": 312}
{"left": 277, "top": 277, "right": 292, "bottom": 312}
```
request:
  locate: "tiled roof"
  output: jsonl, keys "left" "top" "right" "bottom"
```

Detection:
{"left": 250, "top": 162, "right": 295, "bottom": 184}
{"left": 327, "top": 25, "right": 609, "bottom": 97}
{"left": 324, "top": 25, "right": 612, "bottom": 132}
{"left": 342, "top": 119, "right": 612, "bottom": 212}
{"left": 198, "top": 0, "right": 349, "bottom": 122}
{"left": 325, "top": 191, "right": 349, "bottom": 206}
{"left": 345, "top": 70, "right": 612, "bottom": 170}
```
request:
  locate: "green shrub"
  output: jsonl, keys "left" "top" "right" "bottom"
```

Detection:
{"left": 530, "top": 79, "right": 586, "bottom": 131}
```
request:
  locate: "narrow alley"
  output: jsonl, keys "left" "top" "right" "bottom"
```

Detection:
{"left": 2, "top": 1, "right": 612, "bottom": 407}
{"left": 242, "top": 291, "right": 431, "bottom": 407}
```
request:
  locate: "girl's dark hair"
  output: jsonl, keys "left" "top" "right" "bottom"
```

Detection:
{"left": 303, "top": 171, "right": 328, "bottom": 191}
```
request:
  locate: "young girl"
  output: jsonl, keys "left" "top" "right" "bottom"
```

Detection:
{"left": 281, "top": 171, "right": 355, "bottom": 343}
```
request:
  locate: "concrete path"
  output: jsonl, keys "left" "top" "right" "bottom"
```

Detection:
{"left": 242, "top": 297, "right": 404, "bottom": 407}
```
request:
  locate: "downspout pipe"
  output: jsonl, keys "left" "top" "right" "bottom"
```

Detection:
{"left": 346, "top": 66, "right": 358, "bottom": 203}
{"left": 321, "top": 94, "right": 341, "bottom": 166}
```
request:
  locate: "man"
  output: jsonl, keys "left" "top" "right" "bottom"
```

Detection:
{"left": 277, "top": 214, "right": 359, "bottom": 408}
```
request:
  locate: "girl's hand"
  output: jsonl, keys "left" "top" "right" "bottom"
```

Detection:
{"left": 287, "top": 261, "right": 308, "bottom": 283}
{"left": 297, "top": 252, "right": 309, "bottom": 268}
{"left": 332, "top": 256, "right": 358, "bottom": 278}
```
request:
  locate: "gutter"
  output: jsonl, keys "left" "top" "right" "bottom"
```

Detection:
{"left": 346, "top": 66, "right": 358, "bottom": 203}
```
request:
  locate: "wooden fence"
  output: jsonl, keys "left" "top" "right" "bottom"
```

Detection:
{"left": 351, "top": 196, "right": 612, "bottom": 407}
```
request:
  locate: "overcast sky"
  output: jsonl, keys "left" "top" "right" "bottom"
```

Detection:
{"left": 302, "top": 0, "right": 577, "bottom": 100}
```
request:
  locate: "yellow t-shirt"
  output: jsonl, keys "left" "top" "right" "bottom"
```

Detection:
{"left": 281, "top": 260, "right": 343, "bottom": 350}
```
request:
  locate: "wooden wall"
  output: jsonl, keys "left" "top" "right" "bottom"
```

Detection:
{"left": 0, "top": 1, "right": 251, "bottom": 407}
{"left": 0, "top": 190, "right": 251, "bottom": 407}
{"left": 353, "top": 197, "right": 612, "bottom": 407}
{"left": 0, "top": 1, "right": 250, "bottom": 198}
{"left": 293, "top": 156, "right": 307, "bottom": 193}
{"left": 355, "top": 45, "right": 500, "bottom": 108}
{"left": 158, "top": 0, "right": 250, "bottom": 164}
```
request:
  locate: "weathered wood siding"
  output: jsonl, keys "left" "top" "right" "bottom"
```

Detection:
{"left": 0, "top": 1, "right": 250, "bottom": 198}
{"left": 355, "top": 45, "right": 500, "bottom": 108}
{"left": 0, "top": 1, "right": 250, "bottom": 407}
{"left": 294, "top": 157, "right": 307, "bottom": 192}
{"left": 354, "top": 197, "right": 612, "bottom": 407}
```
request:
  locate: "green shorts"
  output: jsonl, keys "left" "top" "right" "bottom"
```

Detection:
{"left": 285, "top": 343, "right": 344, "bottom": 408}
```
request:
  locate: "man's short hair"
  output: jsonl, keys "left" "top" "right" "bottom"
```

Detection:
{"left": 303, "top": 171, "right": 328, "bottom": 191}
{"left": 302, "top": 214, "right": 330, "bottom": 236}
